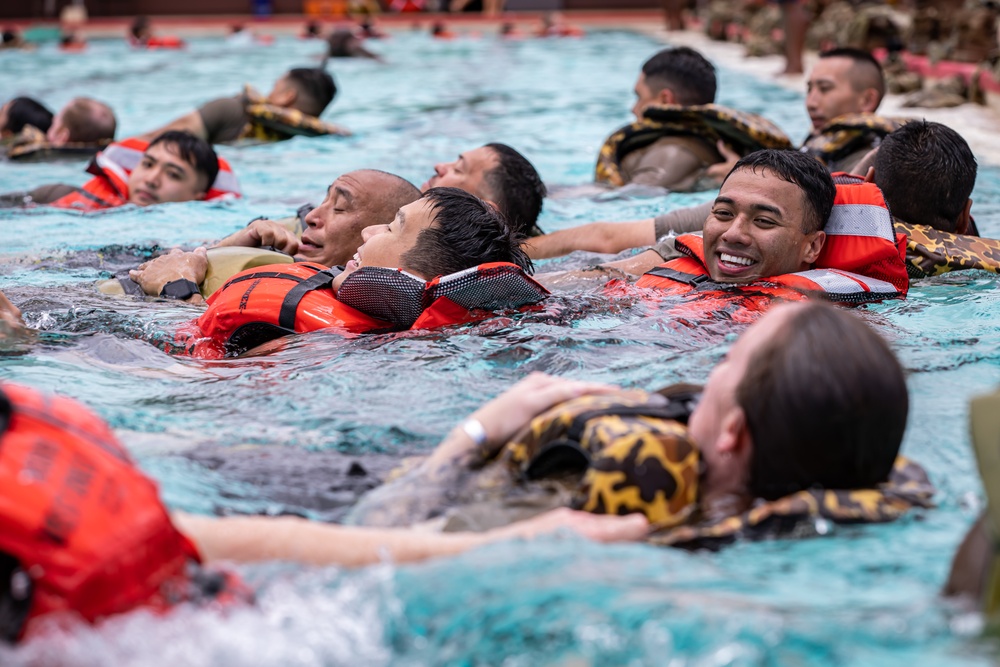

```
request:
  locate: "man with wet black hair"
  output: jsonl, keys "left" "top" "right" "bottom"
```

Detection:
{"left": 609, "top": 46, "right": 725, "bottom": 191}
{"left": 139, "top": 67, "right": 345, "bottom": 145}
{"left": 422, "top": 143, "right": 547, "bottom": 237}
{"left": 0, "top": 97, "right": 53, "bottom": 139}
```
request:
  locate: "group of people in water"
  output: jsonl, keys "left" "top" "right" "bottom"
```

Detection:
{"left": 1, "top": 32, "right": 999, "bottom": 644}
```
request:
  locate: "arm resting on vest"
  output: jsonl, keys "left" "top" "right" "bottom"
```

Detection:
{"left": 0, "top": 183, "right": 79, "bottom": 207}
{"left": 129, "top": 248, "right": 208, "bottom": 304}
{"left": 174, "top": 508, "right": 648, "bottom": 567}
{"left": 214, "top": 219, "right": 301, "bottom": 255}
{"left": 524, "top": 218, "right": 657, "bottom": 259}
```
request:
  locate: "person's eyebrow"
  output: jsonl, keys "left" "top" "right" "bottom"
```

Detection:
{"left": 714, "top": 196, "right": 784, "bottom": 218}
{"left": 334, "top": 186, "right": 353, "bottom": 204}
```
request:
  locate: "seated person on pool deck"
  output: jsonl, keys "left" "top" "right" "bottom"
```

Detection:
{"left": 135, "top": 188, "right": 548, "bottom": 358}
{"left": 4, "top": 97, "right": 116, "bottom": 160}
{"left": 138, "top": 68, "right": 350, "bottom": 145}
{"left": 0, "top": 380, "right": 647, "bottom": 642}
{"left": 537, "top": 149, "right": 909, "bottom": 307}
{"left": 0, "top": 131, "right": 240, "bottom": 210}
{"left": 347, "top": 301, "right": 933, "bottom": 548}
{"left": 533, "top": 121, "right": 994, "bottom": 280}
{"left": 422, "top": 143, "right": 547, "bottom": 237}
{"left": 593, "top": 47, "right": 792, "bottom": 192}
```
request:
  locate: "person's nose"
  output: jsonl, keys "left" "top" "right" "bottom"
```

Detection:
{"left": 805, "top": 88, "right": 819, "bottom": 111}
{"left": 719, "top": 215, "right": 752, "bottom": 246}
{"left": 361, "top": 224, "right": 388, "bottom": 242}
{"left": 304, "top": 203, "right": 324, "bottom": 228}
{"left": 434, "top": 162, "right": 449, "bottom": 177}
{"left": 144, "top": 167, "right": 163, "bottom": 190}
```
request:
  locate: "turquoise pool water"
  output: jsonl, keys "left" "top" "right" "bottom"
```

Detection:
{"left": 2, "top": 30, "right": 1000, "bottom": 666}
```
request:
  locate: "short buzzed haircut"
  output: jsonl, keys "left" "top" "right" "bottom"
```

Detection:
{"left": 62, "top": 98, "right": 116, "bottom": 143}
{"left": 148, "top": 130, "right": 220, "bottom": 193}
{"left": 819, "top": 47, "right": 886, "bottom": 106}
{"left": 402, "top": 187, "right": 533, "bottom": 278}
{"left": 641, "top": 47, "right": 717, "bottom": 106}
{"left": 483, "top": 143, "right": 547, "bottom": 237}
{"left": 362, "top": 169, "right": 422, "bottom": 224}
{"left": 874, "top": 121, "right": 977, "bottom": 233}
{"left": 723, "top": 149, "right": 836, "bottom": 234}
{"left": 285, "top": 68, "right": 337, "bottom": 117}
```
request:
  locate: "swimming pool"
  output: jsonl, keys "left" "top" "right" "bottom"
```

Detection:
{"left": 2, "top": 29, "right": 1000, "bottom": 665}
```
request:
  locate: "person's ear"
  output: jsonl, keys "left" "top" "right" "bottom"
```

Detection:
{"left": 859, "top": 88, "right": 880, "bottom": 113}
{"left": 803, "top": 230, "right": 826, "bottom": 265}
{"left": 956, "top": 198, "right": 973, "bottom": 235}
{"left": 657, "top": 87, "right": 676, "bottom": 106}
{"left": 50, "top": 125, "right": 70, "bottom": 146}
{"left": 271, "top": 87, "right": 297, "bottom": 107}
{"left": 863, "top": 166, "right": 876, "bottom": 183}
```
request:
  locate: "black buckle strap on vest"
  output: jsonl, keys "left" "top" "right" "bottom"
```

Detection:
{"left": 0, "top": 387, "right": 9, "bottom": 439}
{"left": 277, "top": 267, "right": 344, "bottom": 330}
{"left": 645, "top": 266, "right": 719, "bottom": 290}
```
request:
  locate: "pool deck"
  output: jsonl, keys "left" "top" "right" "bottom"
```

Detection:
{"left": 13, "top": 9, "right": 1000, "bottom": 164}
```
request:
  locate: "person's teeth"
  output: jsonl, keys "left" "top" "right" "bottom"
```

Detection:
{"left": 720, "top": 253, "right": 754, "bottom": 266}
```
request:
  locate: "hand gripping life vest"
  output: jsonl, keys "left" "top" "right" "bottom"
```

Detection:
{"left": 0, "top": 383, "right": 249, "bottom": 641}
{"left": 49, "top": 138, "right": 241, "bottom": 211}
{"left": 634, "top": 180, "right": 911, "bottom": 306}
{"left": 802, "top": 114, "right": 909, "bottom": 167}
{"left": 595, "top": 103, "right": 793, "bottom": 187}
{"left": 189, "top": 261, "right": 549, "bottom": 358}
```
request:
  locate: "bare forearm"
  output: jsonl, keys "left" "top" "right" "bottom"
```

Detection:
{"left": 525, "top": 220, "right": 656, "bottom": 259}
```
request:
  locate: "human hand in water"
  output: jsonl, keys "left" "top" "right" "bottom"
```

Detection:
{"left": 487, "top": 507, "right": 649, "bottom": 544}
{"left": 467, "top": 372, "right": 618, "bottom": 455}
{"left": 704, "top": 140, "right": 741, "bottom": 184}
{"left": 217, "top": 219, "right": 300, "bottom": 256}
{"left": 130, "top": 247, "right": 208, "bottom": 300}
{"left": 0, "top": 290, "right": 26, "bottom": 340}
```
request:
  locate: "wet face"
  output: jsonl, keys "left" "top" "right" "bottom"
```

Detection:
{"left": 421, "top": 146, "right": 498, "bottom": 198}
{"left": 127, "top": 142, "right": 208, "bottom": 206}
{"left": 702, "top": 167, "right": 825, "bottom": 284}
{"left": 299, "top": 171, "right": 396, "bottom": 267}
{"left": 338, "top": 198, "right": 437, "bottom": 284}
{"left": 806, "top": 57, "right": 871, "bottom": 131}
{"left": 688, "top": 304, "right": 798, "bottom": 457}
{"left": 631, "top": 72, "right": 666, "bottom": 120}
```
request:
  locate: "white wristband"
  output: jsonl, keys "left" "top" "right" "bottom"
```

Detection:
{"left": 460, "top": 418, "right": 489, "bottom": 448}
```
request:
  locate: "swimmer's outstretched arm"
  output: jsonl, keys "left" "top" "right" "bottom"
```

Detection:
{"left": 130, "top": 248, "right": 208, "bottom": 305}
{"left": 524, "top": 218, "right": 657, "bottom": 260}
{"left": 173, "top": 507, "right": 649, "bottom": 567}
{"left": 0, "top": 289, "right": 27, "bottom": 341}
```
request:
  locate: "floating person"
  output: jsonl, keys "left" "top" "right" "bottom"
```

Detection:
{"left": 226, "top": 23, "right": 273, "bottom": 46}
{"left": 130, "top": 188, "right": 548, "bottom": 358}
{"left": 534, "top": 149, "right": 909, "bottom": 315}
{"left": 537, "top": 12, "right": 584, "bottom": 37}
{"left": 421, "top": 143, "right": 547, "bottom": 237}
{"left": 594, "top": 47, "right": 791, "bottom": 192}
{"left": 348, "top": 301, "right": 933, "bottom": 550}
{"left": 58, "top": 30, "right": 87, "bottom": 51}
{"left": 1, "top": 27, "right": 33, "bottom": 50}
{"left": 138, "top": 67, "right": 349, "bottom": 145}
{"left": 127, "top": 15, "right": 185, "bottom": 49}
{"left": 0, "top": 379, "right": 647, "bottom": 643}
{"left": 325, "top": 28, "right": 382, "bottom": 60}
{"left": 0, "top": 98, "right": 53, "bottom": 145}
{"left": 431, "top": 22, "right": 458, "bottom": 40}
{"left": 0, "top": 131, "right": 240, "bottom": 210}
{"left": 5, "top": 97, "right": 115, "bottom": 161}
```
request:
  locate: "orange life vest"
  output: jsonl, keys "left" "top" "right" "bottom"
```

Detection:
{"left": 130, "top": 36, "right": 186, "bottom": 49}
{"left": 186, "top": 261, "right": 550, "bottom": 359}
{"left": 0, "top": 383, "right": 248, "bottom": 641}
{"left": 634, "top": 180, "right": 910, "bottom": 306}
{"left": 49, "top": 138, "right": 241, "bottom": 211}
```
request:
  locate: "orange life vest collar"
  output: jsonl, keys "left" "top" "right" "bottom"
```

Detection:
{"left": 191, "top": 262, "right": 549, "bottom": 358}
{"left": 50, "top": 138, "right": 241, "bottom": 211}
{"left": 637, "top": 181, "right": 910, "bottom": 302}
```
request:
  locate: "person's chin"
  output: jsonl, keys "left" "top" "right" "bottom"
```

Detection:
{"left": 130, "top": 191, "right": 157, "bottom": 206}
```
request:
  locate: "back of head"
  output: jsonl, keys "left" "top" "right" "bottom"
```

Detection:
{"left": 285, "top": 67, "right": 337, "bottom": 117}
{"left": 642, "top": 47, "right": 717, "bottom": 106}
{"left": 874, "top": 120, "right": 977, "bottom": 233}
{"left": 62, "top": 97, "right": 117, "bottom": 143}
{"left": 361, "top": 169, "right": 422, "bottom": 224}
{"left": 819, "top": 46, "right": 886, "bottom": 108}
{"left": 737, "top": 302, "right": 908, "bottom": 500}
{"left": 130, "top": 15, "right": 149, "bottom": 40}
{"left": 402, "top": 187, "right": 533, "bottom": 278}
{"left": 482, "top": 143, "right": 547, "bottom": 236}
{"left": 6, "top": 97, "right": 53, "bottom": 134}
{"left": 149, "top": 130, "right": 220, "bottom": 192}
{"left": 724, "top": 149, "right": 836, "bottom": 233}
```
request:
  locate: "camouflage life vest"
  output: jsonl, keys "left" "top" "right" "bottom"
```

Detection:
{"left": 802, "top": 114, "right": 909, "bottom": 166}
{"left": 6, "top": 125, "right": 110, "bottom": 162}
{"left": 238, "top": 86, "right": 348, "bottom": 142}
{"left": 895, "top": 220, "right": 1000, "bottom": 278}
{"left": 595, "top": 103, "right": 793, "bottom": 186}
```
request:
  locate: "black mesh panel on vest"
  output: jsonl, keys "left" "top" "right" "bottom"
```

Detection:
{"left": 337, "top": 267, "right": 425, "bottom": 327}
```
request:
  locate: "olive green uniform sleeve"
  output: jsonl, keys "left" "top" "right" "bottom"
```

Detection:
{"left": 197, "top": 95, "right": 250, "bottom": 144}
{"left": 648, "top": 201, "right": 712, "bottom": 261}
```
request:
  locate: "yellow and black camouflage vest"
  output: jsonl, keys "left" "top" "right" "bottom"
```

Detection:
{"left": 895, "top": 220, "right": 1000, "bottom": 278}
{"left": 802, "top": 114, "right": 908, "bottom": 167}
{"left": 238, "top": 86, "right": 348, "bottom": 142}
{"left": 595, "top": 103, "right": 793, "bottom": 186}
{"left": 6, "top": 125, "right": 110, "bottom": 162}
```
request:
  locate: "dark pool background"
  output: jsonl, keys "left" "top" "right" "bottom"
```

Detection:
{"left": 1, "top": 29, "right": 999, "bottom": 666}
